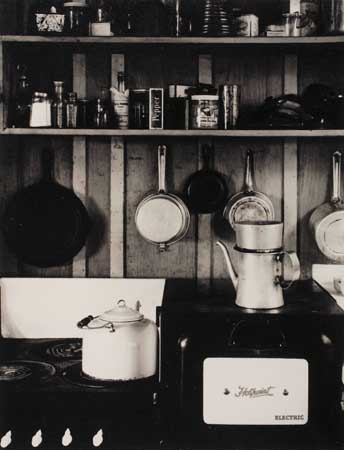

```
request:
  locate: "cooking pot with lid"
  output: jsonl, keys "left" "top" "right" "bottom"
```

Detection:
{"left": 77, "top": 300, "right": 158, "bottom": 381}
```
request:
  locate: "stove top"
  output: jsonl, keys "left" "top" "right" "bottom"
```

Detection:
{"left": 0, "top": 360, "right": 56, "bottom": 383}
{"left": 30, "top": 339, "right": 82, "bottom": 361}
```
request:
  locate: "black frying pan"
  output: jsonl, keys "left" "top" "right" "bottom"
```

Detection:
{"left": 2, "top": 149, "right": 91, "bottom": 268}
{"left": 185, "top": 145, "right": 228, "bottom": 214}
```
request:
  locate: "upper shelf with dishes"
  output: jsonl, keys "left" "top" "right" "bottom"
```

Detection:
{"left": 6, "top": 0, "right": 344, "bottom": 44}
{"left": 2, "top": 0, "right": 344, "bottom": 138}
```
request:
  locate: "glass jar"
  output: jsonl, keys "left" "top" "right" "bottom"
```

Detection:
{"left": 63, "top": 1, "right": 89, "bottom": 35}
{"left": 51, "top": 81, "right": 66, "bottom": 128}
{"left": 66, "top": 92, "right": 78, "bottom": 128}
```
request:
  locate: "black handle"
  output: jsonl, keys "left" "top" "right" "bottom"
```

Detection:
{"left": 77, "top": 315, "right": 94, "bottom": 329}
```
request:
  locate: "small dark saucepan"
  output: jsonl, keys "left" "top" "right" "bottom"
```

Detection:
{"left": 2, "top": 149, "right": 91, "bottom": 268}
{"left": 184, "top": 144, "right": 228, "bottom": 214}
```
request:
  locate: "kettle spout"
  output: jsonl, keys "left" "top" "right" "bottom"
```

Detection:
{"left": 216, "top": 241, "right": 238, "bottom": 290}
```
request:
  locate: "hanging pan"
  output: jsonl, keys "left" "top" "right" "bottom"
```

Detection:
{"left": 135, "top": 145, "right": 190, "bottom": 251}
{"left": 223, "top": 149, "right": 275, "bottom": 229}
{"left": 184, "top": 144, "right": 228, "bottom": 214}
{"left": 2, "top": 149, "right": 91, "bottom": 268}
{"left": 309, "top": 151, "right": 344, "bottom": 262}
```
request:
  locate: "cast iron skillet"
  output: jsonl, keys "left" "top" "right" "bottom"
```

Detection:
{"left": 2, "top": 149, "right": 91, "bottom": 267}
{"left": 184, "top": 144, "right": 228, "bottom": 214}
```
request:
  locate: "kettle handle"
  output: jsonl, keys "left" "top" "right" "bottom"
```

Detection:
{"left": 275, "top": 251, "right": 301, "bottom": 289}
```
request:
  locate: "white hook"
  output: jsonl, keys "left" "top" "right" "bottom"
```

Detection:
{"left": 92, "top": 429, "right": 103, "bottom": 447}
{"left": 62, "top": 428, "right": 72, "bottom": 447}
{"left": 0, "top": 431, "right": 12, "bottom": 448}
{"left": 31, "top": 429, "right": 42, "bottom": 448}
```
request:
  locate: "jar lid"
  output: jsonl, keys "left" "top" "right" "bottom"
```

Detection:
{"left": 64, "top": 1, "right": 88, "bottom": 7}
{"left": 191, "top": 95, "right": 219, "bottom": 100}
{"left": 98, "top": 300, "right": 143, "bottom": 324}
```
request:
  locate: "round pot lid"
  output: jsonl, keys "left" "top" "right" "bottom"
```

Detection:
{"left": 98, "top": 300, "right": 143, "bottom": 323}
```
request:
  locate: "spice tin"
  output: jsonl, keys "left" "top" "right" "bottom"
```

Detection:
{"left": 236, "top": 14, "right": 259, "bottom": 37}
{"left": 219, "top": 85, "right": 240, "bottom": 129}
{"left": 130, "top": 89, "right": 149, "bottom": 129}
{"left": 191, "top": 95, "right": 219, "bottom": 130}
{"left": 149, "top": 88, "right": 164, "bottom": 130}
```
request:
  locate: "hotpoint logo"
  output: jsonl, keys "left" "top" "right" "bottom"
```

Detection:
{"left": 234, "top": 385, "right": 276, "bottom": 398}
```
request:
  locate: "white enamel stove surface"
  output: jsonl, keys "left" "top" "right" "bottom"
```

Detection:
{"left": 203, "top": 358, "right": 309, "bottom": 425}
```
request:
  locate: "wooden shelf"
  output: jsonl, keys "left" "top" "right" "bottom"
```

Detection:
{"left": 1, "top": 35, "right": 344, "bottom": 45}
{"left": 3, "top": 128, "right": 344, "bottom": 137}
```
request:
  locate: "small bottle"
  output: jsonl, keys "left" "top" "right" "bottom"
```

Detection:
{"left": 110, "top": 72, "right": 129, "bottom": 129}
{"left": 51, "top": 81, "right": 66, "bottom": 128}
{"left": 13, "top": 65, "right": 31, "bottom": 127}
{"left": 92, "top": 88, "right": 109, "bottom": 128}
{"left": 66, "top": 92, "right": 78, "bottom": 128}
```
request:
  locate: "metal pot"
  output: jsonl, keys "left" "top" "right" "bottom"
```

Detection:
{"left": 235, "top": 221, "right": 284, "bottom": 251}
{"left": 309, "top": 151, "right": 344, "bottom": 262}
{"left": 135, "top": 145, "right": 190, "bottom": 251}
{"left": 223, "top": 150, "right": 275, "bottom": 229}
{"left": 77, "top": 300, "right": 158, "bottom": 381}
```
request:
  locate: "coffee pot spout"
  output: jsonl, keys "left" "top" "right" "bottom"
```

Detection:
{"left": 216, "top": 241, "right": 238, "bottom": 290}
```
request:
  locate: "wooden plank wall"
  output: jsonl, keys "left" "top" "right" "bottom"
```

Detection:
{"left": 0, "top": 41, "right": 342, "bottom": 284}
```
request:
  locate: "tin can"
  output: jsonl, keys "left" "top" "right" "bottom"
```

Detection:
{"left": 130, "top": 89, "right": 149, "bottom": 129}
{"left": 191, "top": 95, "right": 219, "bottom": 130}
{"left": 219, "top": 85, "right": 240, "bottom": 129}
{"left": 236, "top": 14, "right": 259, "bottom": 36}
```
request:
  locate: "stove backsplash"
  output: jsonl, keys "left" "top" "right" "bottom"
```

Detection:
{"left": 0, "top": 278, "right": 166, "bottom": 338}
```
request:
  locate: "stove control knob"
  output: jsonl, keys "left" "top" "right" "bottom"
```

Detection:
{"left": 31, "top": 429, "right": 42, "bottom": 448}
{"left": 283, "top": 389, "right": 289, "bottom": 396}
{"left": 0, "top": 431, "right": 11, "bottom": 448}
{"left": 93, "top": 429, "right": 103, "bottom": 447}
{"left": 62, "top": 428, "right": 72, "bottom": 447}
{"left": 223, "top": 388, "right": 230, "bottom": 396}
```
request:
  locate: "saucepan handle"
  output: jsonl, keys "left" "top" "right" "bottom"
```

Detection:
{"left": 158, "top": 145, "right": 167, "bottom": 193}
{"left": 275, "top": 251, "right": 301, "bottom": 290}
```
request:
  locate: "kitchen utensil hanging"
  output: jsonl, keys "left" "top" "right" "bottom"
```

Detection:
{"left": 135, "top": 145, "right": 190, "bottom": 251}
{"left": 2, "top": 148, "right": 91, "bottom": 267}
{"left": 309, "top": 151, "right": 344, "bottom": 262}
{"left": 184, "top": 144, "right": 228, "bottom": 214}
{"left": 223, "top": 149, "right": 275, "bottom": 229}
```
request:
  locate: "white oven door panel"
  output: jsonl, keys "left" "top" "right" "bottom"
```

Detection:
{"left": 203, "top": 358, "right": 308, "bottom": 425}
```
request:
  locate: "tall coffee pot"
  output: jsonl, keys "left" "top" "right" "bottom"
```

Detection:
{"left": 217, "top": 221, "right": 300, "bottom": 309}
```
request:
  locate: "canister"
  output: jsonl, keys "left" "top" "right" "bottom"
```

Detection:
{"left": 129, "top": 89, "right": 149, "bottom": 129}
{"left": 219, "top": 85, "right": 240, "bottom": 129}
{"left": 191, "top": 95, "right": 219, "bottom": 130}
{"left": 236, "top": 14, "right": 259, "bottom": 37}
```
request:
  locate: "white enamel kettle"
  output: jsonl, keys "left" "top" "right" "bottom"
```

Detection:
{"left": 77, "top": 300, "right": 158, "bottom": 381}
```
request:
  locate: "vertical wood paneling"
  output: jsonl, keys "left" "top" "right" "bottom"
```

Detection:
{"left": 283, "top": 54, "right": 298, "bottom": 252}
{"left": 0, "top": 137, "right": 19, "bottom": 275}
{"left": 86, "top": 50, "right": 111, "bottom": 277}
{"left": 72, "top": 53, "right": 87, "bottom": 277}
{"left": 110, "top": 54, "right": 125, "bottom": 278}
{"left": 197, "top": 54, "right": 213, "bottom": 293}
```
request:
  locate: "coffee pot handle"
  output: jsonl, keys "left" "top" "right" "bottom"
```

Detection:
{"left": 275, "top": 251, "right": 301, "bottom": 289}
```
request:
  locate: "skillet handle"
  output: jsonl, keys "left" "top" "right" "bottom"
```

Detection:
{"left": 244, "top": 150, "right": 254, "bottom": 192}
{"left": 158, "top": 145, "right": 167, "bottom": 193}
{"left": 332, "top": 151, "right": 342, "bottom": 203}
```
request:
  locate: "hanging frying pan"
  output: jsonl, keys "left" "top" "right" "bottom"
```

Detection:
{"left": 2, "top": 149, "right": 91, "bottom": 268}
{"left": 309, "top": 151, "right": 344, "bottom": 262}
{"left": 135, "top": 145, "right": 190, "bottom": 251}
{"left": 223, "top": 150, "right": 275, "bottom": 229}
{"left": 184, "top": 144, "right": 228, "bottom": 214}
